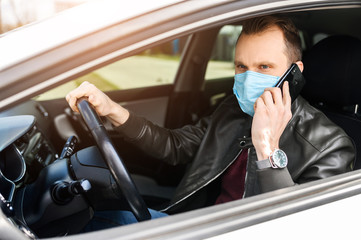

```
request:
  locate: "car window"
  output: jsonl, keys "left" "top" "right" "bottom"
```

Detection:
{"left": 204, "top": 25, "right": 242, "bottom": 81}
{"left": 35, "top": 38, "right": 186, "bottom": 100}
{"left": 313, "top": 33, "right": 330, "bottom": 45}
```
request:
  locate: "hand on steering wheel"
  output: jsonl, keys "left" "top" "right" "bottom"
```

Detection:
{"left": 77, "top": 98, "right": 151, "bottom": 221}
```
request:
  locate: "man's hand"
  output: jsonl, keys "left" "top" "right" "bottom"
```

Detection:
{"left": 66, "top": 81, "right": 129, "bottom": 126}
{"left": 251, "top": 81, "right": 292, "bottom": 160}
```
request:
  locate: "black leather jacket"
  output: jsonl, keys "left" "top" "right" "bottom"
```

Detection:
{"left": 115, "top": 95, "right": 355, "bottom": 213}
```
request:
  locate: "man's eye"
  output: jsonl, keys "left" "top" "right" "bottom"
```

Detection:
{"left": 260, "top": 65, "right": 269, "bottom": 69}
{"left": 237, "top": 64, "right": 246, "bottom": 69}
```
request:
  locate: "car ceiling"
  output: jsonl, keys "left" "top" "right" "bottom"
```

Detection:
{"left": 289, "top": 7, "right": 361, "bottom": 41}
{"left": 225, "top": 6, "right": 361, "bottom": 48}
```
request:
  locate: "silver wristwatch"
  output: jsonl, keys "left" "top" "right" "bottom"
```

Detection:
{"left": 256, "top": 149, "right": 288, "bottom": 170}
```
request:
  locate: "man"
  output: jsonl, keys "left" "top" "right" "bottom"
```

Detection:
{"left": 66, "top": 15, "right": 354, "bottom": 226}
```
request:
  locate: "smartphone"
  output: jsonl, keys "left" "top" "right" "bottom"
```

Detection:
{"left": 275, "top": 63, "right": 306, "bottom": 103}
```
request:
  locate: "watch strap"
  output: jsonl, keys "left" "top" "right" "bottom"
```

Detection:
{"left": 256, "top": 159, "right": 272, "bottom": 169}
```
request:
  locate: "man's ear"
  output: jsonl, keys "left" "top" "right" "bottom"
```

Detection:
{"left": 295, "top": 61, "right": 304, "bottom": 72}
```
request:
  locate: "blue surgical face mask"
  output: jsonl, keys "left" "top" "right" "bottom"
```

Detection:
{"left": 233, "top": 71, "right": 280, "bottom": 116}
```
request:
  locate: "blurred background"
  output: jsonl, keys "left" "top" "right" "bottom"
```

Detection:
{"left": 0, "top": 0, "right": 92, "bottom": 34}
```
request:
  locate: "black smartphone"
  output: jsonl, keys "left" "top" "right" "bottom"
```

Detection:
{"left": 275, "top": 63, "right": 306, "bottom": 103}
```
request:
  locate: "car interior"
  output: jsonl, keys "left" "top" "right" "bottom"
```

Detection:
{"left": 1, "top": 4, "right": 361, "bottom": 238}
{"left": 301, "top": 35, "right": 361, "bottom": 169}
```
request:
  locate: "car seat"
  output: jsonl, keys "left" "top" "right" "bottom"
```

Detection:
{"left": 301, "top": 35, "right": 361, "bottom": 169}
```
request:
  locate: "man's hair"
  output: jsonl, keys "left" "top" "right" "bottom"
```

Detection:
{"left": 240, "top": 15, "right": 302, "bottom": 63}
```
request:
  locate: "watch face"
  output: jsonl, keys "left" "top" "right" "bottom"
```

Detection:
{"left": 272, "top": 149, "right": 288, "bottom": 168}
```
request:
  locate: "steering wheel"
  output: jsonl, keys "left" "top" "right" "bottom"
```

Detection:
{"left": 77, "top": 98, "right": 151, "bottom": 222}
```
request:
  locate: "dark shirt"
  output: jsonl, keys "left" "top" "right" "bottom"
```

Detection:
{"left": 215, "top": 149, "right": 248, "bottom": 204}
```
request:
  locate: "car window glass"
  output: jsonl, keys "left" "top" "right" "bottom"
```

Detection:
{"left": 313, "top": 33, "right": 329, "bottom": 45}
{"left": 35, "top": 38, "right": 186, "bottom": 100}
{"left": 204, "top": 25, "right": 242, "bottom": 81}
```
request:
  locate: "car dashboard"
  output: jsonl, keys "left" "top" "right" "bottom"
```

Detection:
{"left": 0, "top": 100, "right": 122, "bottom": 238}
{"left": 0, "top": 114, "right": 56, "bottom": 201}
{"left": 0, "top": 112, "right": 58, "bottom": 237}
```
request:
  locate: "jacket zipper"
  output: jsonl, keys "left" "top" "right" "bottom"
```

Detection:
{"left": 242, "top": 148, "right": 251, "bottom": 199}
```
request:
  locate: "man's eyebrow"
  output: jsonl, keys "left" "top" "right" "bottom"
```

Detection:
{"left": 234, "top": 60, "right": 244, "bottom": 66}
{"left": 256, "top": 61, "right": 277, "bottom": 66}
{"left": 233, "top": 60, "right": 277, "bottom": 67}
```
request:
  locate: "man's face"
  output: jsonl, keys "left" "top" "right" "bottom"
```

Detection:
{"left": 234, "top": 25, "right": 289, "bottom": 76}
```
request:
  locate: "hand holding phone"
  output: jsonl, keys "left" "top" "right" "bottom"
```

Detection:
{"left": 275, "top": 63, "right": 306, "bottom": 103}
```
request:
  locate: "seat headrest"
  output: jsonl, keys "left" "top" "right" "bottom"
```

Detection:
{"left": 302, "top": 35, "right": 361, "bottom": 106}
